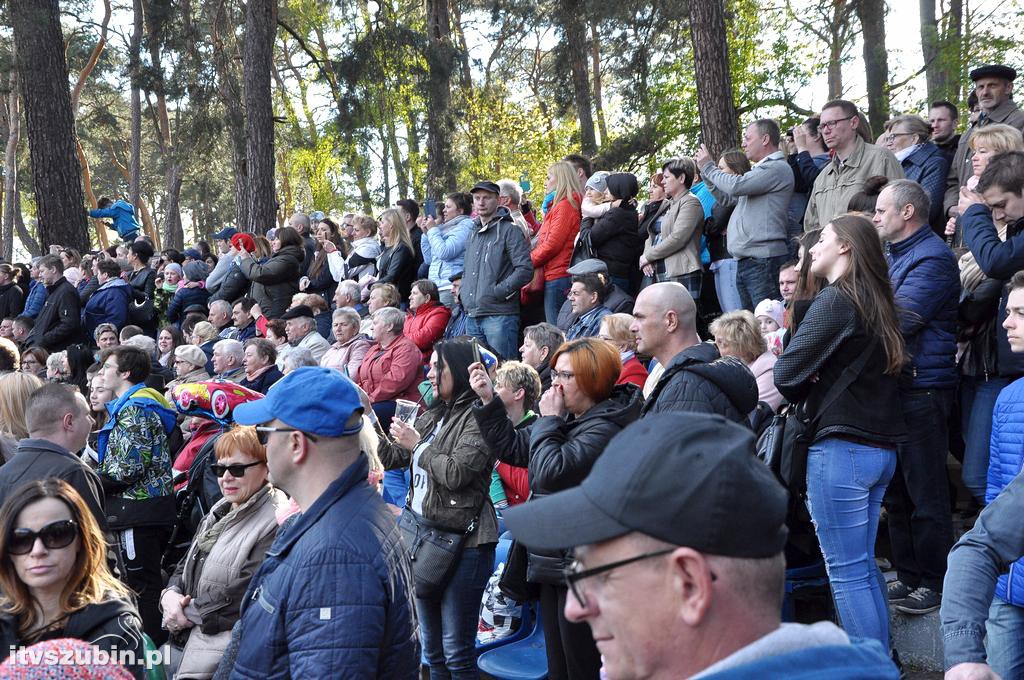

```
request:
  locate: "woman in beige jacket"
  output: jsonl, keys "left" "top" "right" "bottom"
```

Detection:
{"left": 159, "top": 425, "right": 281, "bottom": 679}
{"left": 640, "top": 157, "right": 706, "bottom": 301}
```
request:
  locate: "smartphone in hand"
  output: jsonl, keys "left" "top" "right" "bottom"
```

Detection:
{"left": 424, "top": 198, "right": 436, "bottom": 219}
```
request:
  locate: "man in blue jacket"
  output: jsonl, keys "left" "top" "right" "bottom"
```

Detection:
{"left": 873, "top": 179, "right": 960, "bottom": 615}
{"left": 89, "top": 196, "right": 141, "bottom": 243}
{"left": 504, "top": 413, "right": 898, "bottom": 680}
{"left": 81, "top": 259, "right": 131, "bottom": 341}
{"left": 231, "top": 367, "right": 419, "bottom": 678}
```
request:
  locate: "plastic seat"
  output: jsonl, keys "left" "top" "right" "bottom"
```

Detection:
{"left": 783, "top": 560, "right": 831, "bottom": 623}
{"left": 477, "top": 605, "right": 548, "bottom": 680}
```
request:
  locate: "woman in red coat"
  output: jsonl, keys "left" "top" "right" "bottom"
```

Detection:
{"left": 532, "top": 161, "right": 582, "bottom": 324}
{"left": 404, "top": 279, "right": 451, "bottom": 363}
{"left": 599, "top": 312, "right": 649, "bottom": 388}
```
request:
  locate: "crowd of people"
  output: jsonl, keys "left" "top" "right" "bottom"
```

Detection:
{"left": 0, "top": 62, "right": 1021, "bottom": 678}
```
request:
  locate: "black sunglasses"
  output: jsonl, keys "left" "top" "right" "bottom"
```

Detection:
{"left": 9, "top": 520, "right": 78, "bottom": 555}
{"left": 254, "top": 426, "right": 318, "bottom": 446}
{"left": 210, "top": 461, "right": 264, "bottom": 478}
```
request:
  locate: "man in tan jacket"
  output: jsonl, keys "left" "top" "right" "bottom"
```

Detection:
{"left": 804, "top": 100, "right": 904, "bottom": 232}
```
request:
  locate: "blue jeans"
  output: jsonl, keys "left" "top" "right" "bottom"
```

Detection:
{"left": 806, "top": 436, "right": 896, "bottom": 648}
{"left": 465, "top": 314, "right": 520, "bottom": 360}
{"left": 544, "top": 277, "right": 571, "bottom": 326}
{"left": 736, "top": 254, "right": 788, "bottom": 311}
{"left": 987, "top": 598, "right": 1024, "bottom": 679}
{"left": 710, "top": 258, "right": 743, "bottom": 313}
{"left": 418, "top": 544, "right": 496, "bottom": 679}
{"left": 961, "top": 375, "right": 1011, "bottom": 503}
{"left": 659, "top": 271, "right": 702, "bottom": 303}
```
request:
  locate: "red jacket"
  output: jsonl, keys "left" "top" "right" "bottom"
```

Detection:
{"left": 404, "top": 301, "right": 451, "bottom": 362}
{"left": 497, "top": 462, "right": 529, "bottom": 506}
{"left": 531, "top": 195, "right": 581, "bottom": 281}
{"left": 617, "top": 355, "right": 649, "bottom": 388}
{"left": 356, "top": 335, "right": 424, "bottom": 403}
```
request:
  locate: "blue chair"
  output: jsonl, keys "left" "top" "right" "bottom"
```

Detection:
{"left": 477, "top": 604, "right": 547, "bottom": 680}
{"left": 783, "top": 561, "right": 831, "bottom": 622}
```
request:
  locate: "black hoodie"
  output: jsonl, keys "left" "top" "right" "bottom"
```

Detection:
{"left": 641, "top": 341, "right": 759, "bottom": 424}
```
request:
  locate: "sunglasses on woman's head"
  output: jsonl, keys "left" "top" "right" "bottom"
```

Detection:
{"left": 210, "top": 461, "right": 263, "bottom": 478}
{"left": 9, "top": 520, "right": 78, "bottom": 555}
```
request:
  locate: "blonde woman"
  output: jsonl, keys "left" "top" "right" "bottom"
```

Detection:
{"left": 376, "top": 208, "right": 417, "bottom": 300}
{"left": 533, "top": 161, "right": 583, "bottom": 323}
{"left": 0, "top": 372, "right": 44, "bottom": 462}
{"left": 947, "top": 124, "right": 1024, "bottom": 244}
{"left": 598, "top": 313, "right": 648, "bottom": 388}
{"left": 709, "top": 310, "right": 781, "bottom": 411}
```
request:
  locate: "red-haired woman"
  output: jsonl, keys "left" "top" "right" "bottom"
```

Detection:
{"left": 527, "top": 337, "right": 642, "bottom": 679}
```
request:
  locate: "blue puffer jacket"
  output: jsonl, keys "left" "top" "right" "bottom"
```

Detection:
{"left": 901, "top": 143, "right": 950, "bottom": 227}
{"left": 230, "top": 454, "right": 419, "bottom": 679}
{"left": 89, "top": 200, "right": 141, "bottom": 239}
{"left": 22, "top": 279, "right": 46, "bottom": 318}
{"left": 422, "top": 214, "right": 473, "bottom": 292}
{"left": 986, "top": 376, "right": 1024, "bottom": 606}
{"left": 81, "top": 278, "right": 131, "bottom": 340}
{"left": 885, "top": 224, "right": 960, "bottom": 389}
{"left": 166, "top": 285, "right": 211, "bottom": 327}
{"left": 962, "top": 205, "right": 1024, "bottom": 377}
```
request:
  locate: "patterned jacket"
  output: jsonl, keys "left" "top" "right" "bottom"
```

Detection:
{"left": 97, "top": 383, "right": 176, "bottom": 502}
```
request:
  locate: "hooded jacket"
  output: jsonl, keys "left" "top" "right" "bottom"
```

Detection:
{"left": 527, "top": 384, "right": 643, "bottom": 583}
{"left": 89, "top": 199, "right": 142, "bottom": 239}
{"left": 404, "top": 300, "right": 451, "bottom": 361}
{"left": 422, "top": 215, "right": 474, "bottom": 292}
{"left": 166, "top": 285, "right": 211, "bottom": 327}
{"left": 238, "top": 245, "right": 304, "bottom": 320}
{"left": 27, "top": 276, "right": 82, "bottom": 351}
{"left": 82, "top": 277, "right": 132, "bottom": 340}
{"left": 462, "top": 207, "right": 534, "bottom": 317}
{"left": 641, "top": 342, "right": 759, "bottom": 424}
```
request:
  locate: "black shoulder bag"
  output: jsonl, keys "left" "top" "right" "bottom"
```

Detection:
{"left": 398, "top": 509, "right": 478, "bottom": 600}
{"left": 756, "top": 340, "right": 877, "bottom": 500}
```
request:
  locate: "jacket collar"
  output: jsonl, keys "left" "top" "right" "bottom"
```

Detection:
{"left": 886, "top": 223, "right": 933, "bottom": 257}
{"left": 981, "top": 99, "right": 1023, "bottom": 125}
{"left": 16, "top": 438, "right": 76, "bottom": 460}
{"left": 474, "top": 207, "right": 512, "bottom": 233}
{"left": 830, "top": 136, "right": 867, "bottom": 169}
{"left": 267, "top": 453, "right": 371, "bottom": 557}
{"left": 904, "top": 142, "right": 939, "bottom": 166}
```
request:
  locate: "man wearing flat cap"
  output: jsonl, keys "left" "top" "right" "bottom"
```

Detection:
{"left": 944, "top": 64, "right": 1024, "bottom": 217}
{"left": 460, "top": 180, "right": 533, "bottom": 360}
{"left": 280, "top": 304, "right": 331, "bottom": 363}
{"left": 504, "top": 413, "right": 899, "bottom": 679}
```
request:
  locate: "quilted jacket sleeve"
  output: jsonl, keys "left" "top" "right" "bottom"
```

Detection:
{"left": 892, "top": 252, "right": 958, "bottom": 339}
{"left": 986, "top": 391, "right": 1008, "bottom": 505}
{"left": 529, "top": 415, "right": 619, "bottom": 494}
{"left": 963, "top": 203, "right": 1024, "bottom": 279}
{"left": 472, "top": 397, "right": 532, "bottom": 468}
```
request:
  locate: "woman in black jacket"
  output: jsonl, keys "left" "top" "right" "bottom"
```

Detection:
{"left": 0, "top": 264, "right": 24, "bottom": 320}
{"left": 528, "top": 337, "right": 642, "bottom": 680}
{"left": 237, "top": 227, "right": 304, "bottom": 319}
{"left": 583, "top": 173, "right": 643, "bottom": 295}
{"left": 774, "top": 214, "right": 905, "bottom": 651}
{"left": 302, "top": 218, "right": 343, "bottom": 304}
{"left": 0, "top": 479, "right": 145, "bottom": 678}
{"left": 379, "top": 338, "right": 497, "bottom": 679}
{"left": 376, "top": 209, "right": 417, "bottom": 301}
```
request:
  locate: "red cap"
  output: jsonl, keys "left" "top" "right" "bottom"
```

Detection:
{"left": 231, "top": 233, "right": 256, "bottom": 253}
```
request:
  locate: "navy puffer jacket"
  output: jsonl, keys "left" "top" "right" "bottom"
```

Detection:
{"left": 885, "top": 224, "right": 960, "bottom": 389}
{"left": 230, "top": 454, "right": 419, "bottom": 679}
{"left": 986, "top": 376, "right": 1024, "bottom": 606}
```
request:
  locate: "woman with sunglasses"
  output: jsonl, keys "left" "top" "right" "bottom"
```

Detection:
{"left": 0, "top": 479, "right": 144, "bottom": 675}
{"left": 160, "top": 425, "right": 279, "bottom": 679}
{"left": 379, "top": 338, "right": 497, "bottom": 679}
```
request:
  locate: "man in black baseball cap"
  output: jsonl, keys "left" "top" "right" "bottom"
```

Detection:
{"left": 504, "top": 413, "right": 898, "bottom": 679}
{"left": 944, "top": 64, "right": 1024, "bottom": 217}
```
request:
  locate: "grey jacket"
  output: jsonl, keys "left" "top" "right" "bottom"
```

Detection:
{"left": 699, "top": 151, "right": 794, "bottom": 259}
{"left": 941, "top": 467, "right": 1024, "bottom": 670}
{"left": 943, "top": 99, "right": 1024, "bottom": 216}
{"left": 461, "top": 207, "right": 534, "bottom": 318}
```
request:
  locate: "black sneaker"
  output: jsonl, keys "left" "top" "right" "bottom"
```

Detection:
{"left": 886, "top": 579, "right": 912, "bottom": 603}
{"left": 893, "top": 587, "right": 941, "bottom": 615}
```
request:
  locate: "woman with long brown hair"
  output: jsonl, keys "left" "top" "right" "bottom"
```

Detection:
{"left": 774, "top": 213, "right": 905, "bottom": 652}
{"left": 0, "top": 480, "right": 144, "bottom": 673}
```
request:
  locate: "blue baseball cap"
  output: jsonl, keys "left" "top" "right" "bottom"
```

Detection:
{"left": 212, "top": 226, "right": 238, "bottom": 240}
{"left": 233, "top": 366, "right": 364, "bottom": 437}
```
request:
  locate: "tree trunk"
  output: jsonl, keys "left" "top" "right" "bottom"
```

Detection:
{"left": 387, "top": 119, "right": 409, "bottom": 199}
{"left": 554, "top": 0, "right": 597, "bottom": 156}
{"left": 590, "top": 21, "right": 608, "bottom": 146}
{"left": 425, "top": 0, "right": 457, "bottom": 199}
{"left": 689, "top": 0, "right": 738, "bottom": 158}
{"left": 211, "top": 0, "right": 248, "bottom": 229}
{"left": 129, "top": 0, "right": 143, "bottom": 215}
{"left": 8, "top": 0, "right": 88, "bottom": 251}
{"left": 163, "top": 163, "right": 184, "bottom": 249}
{"left": 2, "top": 65, "right": 18, "bottom": 261}
{"left": 827, "top": 38, "right": 843, "bottom": 100}
{"left": 945, "top": 0, "right": 963, "bottom": 105}
{"left": 14, "top": 194, "right": 40, "bottom": 257}
{"left": 243, "top": 0, "right": 277, "bottom": 234}
{"left": 856, "top": 0, "right": 889, "bottom": 137}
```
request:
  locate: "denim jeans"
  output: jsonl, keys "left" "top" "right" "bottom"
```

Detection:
{"left": 658, "top": 271, "right": 702, "bottom": 304}
{"left": 544, "top": 277, "right": 571, "bottom": 326}
{"left": 886, "top": 388, "right": 955, "bottom": 591}
{"left": 710, "top": 258, "right": 743, "bottom": 313}
{"left": 987, "top": 598, "right": 1024, "bottom": 678}
{"left": 736, "top": 254, "right": 788, "bottom": 311}
{"left": 806, "top": 436, "right": 896, "bottom": 648}
{"left": 465, "top": 314, "right": 520, "bottom": 360}
{"left": 960, "top": 375, "right": 1011, "bottom": 503}
{"left": 418, "top": 544, "right": 496, "bottom": 679}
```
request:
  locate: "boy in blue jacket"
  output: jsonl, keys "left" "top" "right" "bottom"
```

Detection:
{"left": 89, "top": 196, "right": 141, "bottom": 243}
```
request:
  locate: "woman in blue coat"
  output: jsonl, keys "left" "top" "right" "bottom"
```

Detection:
{"left": 884, "top": 115, "right": 950, "bottom": 228}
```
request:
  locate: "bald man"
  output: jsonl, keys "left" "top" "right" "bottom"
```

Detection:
{"left": 630, "top": 283, "right": 758, "bottom": 423}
